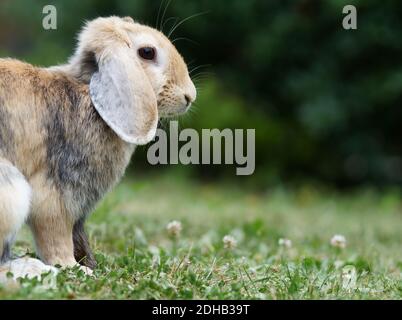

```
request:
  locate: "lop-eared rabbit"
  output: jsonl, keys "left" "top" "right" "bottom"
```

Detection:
{"left": 0, "top": 16, "right": 196, "bottom": 275}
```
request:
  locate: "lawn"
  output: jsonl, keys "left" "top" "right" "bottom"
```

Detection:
{"left": 1, "top": 172, "right": 402, "bottom": 299}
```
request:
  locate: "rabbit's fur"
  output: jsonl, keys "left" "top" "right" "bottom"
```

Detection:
{"left": 0, "top": 16, "right": 196, "bottom": 270}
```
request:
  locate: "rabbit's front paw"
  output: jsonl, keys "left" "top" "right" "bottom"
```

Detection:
{"left": 0, "top": 256, "right": 58, "bottom": 284}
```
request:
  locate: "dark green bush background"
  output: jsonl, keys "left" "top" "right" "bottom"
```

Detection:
{"left": 0, "top": 0, "right": 401, "bottom": 187}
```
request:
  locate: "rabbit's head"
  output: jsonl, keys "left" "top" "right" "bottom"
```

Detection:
{"left": 66, "top": 16, "right": 196, "bottom": 145}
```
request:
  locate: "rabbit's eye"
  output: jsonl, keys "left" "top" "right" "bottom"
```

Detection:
{"left": 138, "top": 47, "right": 156, "bottom": 60}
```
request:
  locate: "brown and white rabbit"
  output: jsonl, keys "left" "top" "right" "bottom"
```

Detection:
{"left": 0, "top": 16, "right": 196, "bottom": 273}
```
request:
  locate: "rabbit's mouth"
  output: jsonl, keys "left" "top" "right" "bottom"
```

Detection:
{"left": 158, "top": 104, "right": 189, "bottom": 118}
{"left": 157, "top": 93, "right": 192, "bottom": 118}
{"left": 156, "top": 79, "right": 196, "bottom": 118}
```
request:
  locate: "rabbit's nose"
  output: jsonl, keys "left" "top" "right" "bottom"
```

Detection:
{"left": 184, "top": 94, "right": 192, "bottom": 107}
{"left": 184, "top": 81, "right": 197, "bottom": 106}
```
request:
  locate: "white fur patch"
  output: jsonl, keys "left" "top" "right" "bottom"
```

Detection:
{"left": 0, "top": 175, "right": 32, "bottom": 235}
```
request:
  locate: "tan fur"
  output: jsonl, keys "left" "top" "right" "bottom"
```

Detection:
{"left": 0, "top": 59, "right": 122, "bottom": 265}
{"left": 28, "top": 172, "right": 75, "bottom": 266}
{"left": 0, "top": 16, "right": 196, "bottom": 269}
{"left": 1, "top": 59, "right": 82, "bottom": 176}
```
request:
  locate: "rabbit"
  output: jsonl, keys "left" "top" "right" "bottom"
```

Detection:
{"left": 0, "top": 16, "right": 196, "bottom": 272}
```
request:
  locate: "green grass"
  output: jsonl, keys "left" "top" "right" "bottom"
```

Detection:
{"left": 1, "top": 172, "right": 402, "bottom": 299}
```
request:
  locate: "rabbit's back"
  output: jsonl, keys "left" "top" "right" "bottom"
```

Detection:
{"left": 0, "top": 59, "right": 47, "bottom": 174}
{"left": 0, "top": 58, "right": 135, "bottom": 218}
{"left": 0, "top": 58, "right": 86, "bottom": 178}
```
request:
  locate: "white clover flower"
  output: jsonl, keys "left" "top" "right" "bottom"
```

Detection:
{"left": 278, "top": 238, "right": 292, "bottom": 248}
{"left": 223, "top": 235, "right": 237, "bottom": 250}
{"left": 341, "top": 265, "right": 357, "bottom": 290}
{"left": 330, "top": 234, "right": 347, "bottom": 249}
{"left": 166, "top": 220, "right": 182, "bottom": 237}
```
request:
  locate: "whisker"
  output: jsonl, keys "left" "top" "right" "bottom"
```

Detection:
{"left": 172, "top": 37, "right": 200, "bottom": 46}
{"left": 193, "top": 83, "right": 209, "bottom": 89}
{"left": 167, "top": 11, "right": 210, "bottom": 38}
{"left": 192, "top": 76, "right": 213, "bottom": 83}
{"left": 194, "top": 80, "right": 208, "bottom": 86}
{"left": 189, "top": 64, "right": 212, "bottom": 75}
{"left": 163, "top": 17, "right": 179, "bottom": 34}
{"left": 159, "top": 0, "right": 173, "bottom": 31}
{"left": 189, "top": 104, "right": 200, "bottom": 113}
{"left": 179, "top": 113, "right": 195, "bottom": 126}
{"left": 194, "top": 83, "right": 207, "bottom": 89}
{"left": 194, "top": 76, "right": 208, "bottom": 81}
{"left": 195, "top": 77, "right": 207, "bottom": 82}
{"left": 187, "top": 60, "right": 197, "bottom": 69}
{"left": 192, "top": 70, "right": 215, "bottom": 75}
{"left": 192, "top": 72, "right": 215, "bottom": 79}
{"left": 193, "top": 77, "right": 212, "bottom": 83}
{"left": 156, "top": 0, "right": 166, "bottom": 30}
{"left": 192, "top": 73, "right": 215, "bottom": 80}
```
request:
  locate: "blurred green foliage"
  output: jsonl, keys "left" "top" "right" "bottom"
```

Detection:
{"left": 0, "top": 0, "right": 401, "bottom": 187}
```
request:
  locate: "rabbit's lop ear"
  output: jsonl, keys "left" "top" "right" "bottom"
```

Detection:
{"left": 89, "top": 45, "right": 158, "bottom": 145}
